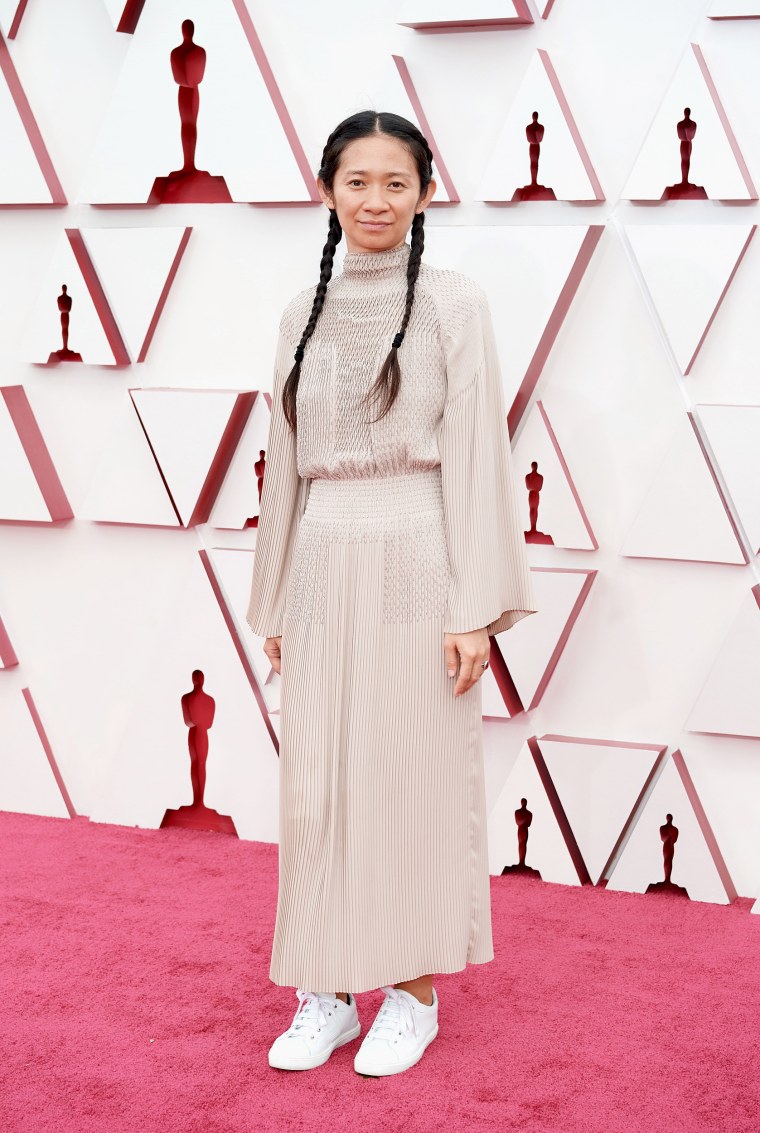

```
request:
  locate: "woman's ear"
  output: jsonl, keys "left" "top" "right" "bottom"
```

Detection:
{"left": 316, "top": 177, "right": 333, "bottom": 209}
{"left": 417, "top": 178, "right": 437, "bottom": 212}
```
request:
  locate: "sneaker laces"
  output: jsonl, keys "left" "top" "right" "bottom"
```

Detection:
{"left": 287, "top": 989, "right": 336, "bottom": 1038}
{"left": 369, "top": 986, "right": 417, "bottom": 1042}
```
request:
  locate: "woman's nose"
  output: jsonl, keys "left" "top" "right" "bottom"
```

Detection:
{"left": 364, "top": 187, "right": 389, "bottom": 208}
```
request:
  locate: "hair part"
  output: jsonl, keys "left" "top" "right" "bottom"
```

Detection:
{"left": 281, "top": 111, "right": 434, "bottom": 431}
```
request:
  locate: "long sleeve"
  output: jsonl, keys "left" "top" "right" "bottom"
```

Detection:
{"left": 245, "top": 317, "right": 305, "bottom": 638}
{"left": 437, "top": 287, "right": 538, "bottom": 636}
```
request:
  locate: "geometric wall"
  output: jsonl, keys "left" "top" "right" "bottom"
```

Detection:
{"left": 1, "top": 0, "right": 760, "bottom": 912}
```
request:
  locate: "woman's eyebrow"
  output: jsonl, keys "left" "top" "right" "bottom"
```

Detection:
{"left": 344, "top": 169, "right": 411, "bottom": 177}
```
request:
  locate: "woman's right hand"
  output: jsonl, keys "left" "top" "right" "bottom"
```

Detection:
{"left": 263, "top": 636, "right": 283, "bottom": 674}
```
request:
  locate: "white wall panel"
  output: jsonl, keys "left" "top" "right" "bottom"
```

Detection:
{"left": 0, "top": 0, "right": 759, "bottom": 907}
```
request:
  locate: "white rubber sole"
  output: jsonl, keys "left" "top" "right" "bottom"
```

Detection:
{"left": 268, "top": 1018, "right": 362, "bottom": 1071}
{"left": 354, "top": 1023, "right": 439, "bottom": 1077}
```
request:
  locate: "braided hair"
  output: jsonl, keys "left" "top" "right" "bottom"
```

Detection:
{"left": 281, "top": 111, "right": 434, "bottom": 431}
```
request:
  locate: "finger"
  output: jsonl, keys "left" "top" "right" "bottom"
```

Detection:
{"left": 455, "top": 653, "right": 491, "bottom": 696}
{"left": 444, "top": 639, "right": 459, "bottom": 678}
{"left": 454, "top": 654, "right": 477, "bottom": 696}
{"left": 264, "top": 642, "right": 282, "bottom": 676}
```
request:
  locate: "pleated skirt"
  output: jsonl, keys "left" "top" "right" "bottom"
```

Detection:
{"left": 273, "top": 466, "right": 494, "bottom": 994}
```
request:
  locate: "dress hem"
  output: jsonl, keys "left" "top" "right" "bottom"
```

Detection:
{"left": 268, "top": 949, "right": 496, "bottom": 995}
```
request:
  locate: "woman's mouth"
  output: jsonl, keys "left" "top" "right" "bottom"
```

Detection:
{"left": 360, "top": 222, "right": 390, "bottom": 230}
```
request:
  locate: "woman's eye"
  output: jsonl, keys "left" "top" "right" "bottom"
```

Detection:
{"left": 348, "top": 180, "right": 405, "bottom": 189}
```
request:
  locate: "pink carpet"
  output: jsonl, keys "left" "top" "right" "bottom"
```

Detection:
{"left": 2, "top": 809, "right": 759, "bottom": 1133}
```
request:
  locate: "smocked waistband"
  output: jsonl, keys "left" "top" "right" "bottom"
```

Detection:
{"left": 304, "top": 467, "right": 443, "bottom": 524}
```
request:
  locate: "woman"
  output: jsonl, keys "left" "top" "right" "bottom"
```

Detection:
{"left": 246, "top": 110, "right": 537, "bottom": 1078}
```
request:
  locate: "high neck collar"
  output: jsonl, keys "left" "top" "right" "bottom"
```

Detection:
{"left": 341, "top": 241, "right": 411, "bottom": 278}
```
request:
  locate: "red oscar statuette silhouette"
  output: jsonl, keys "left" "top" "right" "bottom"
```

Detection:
{"left": 662, "top": 108, "right": 707, "bottom": 200}
{"left": 524, "top": 460, "right": 553, "bottom": 545}
{"left": 161, "top": 669, "right": 237, "bottom": 834}
{"left": 501, "top": 797, "right": 542, "bottom": 878}
{"left": 48, "top": 284, "right": 83, "bottom": 363}
{"left": 512, "top": 112, "right": 556, "bottom": 202}
{"left": 246, "top": 448, "right": 267, "bottom": 529}
{"left": 645, "top": 813, "right": 689, "bottom": 897}
{"left": 149, "top": 19, "right": 232, "bottom": 205}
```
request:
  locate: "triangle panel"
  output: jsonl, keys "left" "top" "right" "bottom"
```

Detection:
{"left": 133, "top": 388, "right": 249, "bottom": 527}
{"left": 81, "top": 226, "right": 192, "bottom": 362}
{"left": 0, "top": 613, "right": 19, "bottom": 667}
{"left": 487, "top": 738, "right": 579, "bottom": 885}
{"left": 622, "top": 43, "right": 756, "bottom": 201}
{"left": 90, "top": 551, "right": 279, "bottom": 839}
{"left": 624, "top": 223, "right": 755, "bottom": 374}
{"left": 207, "top": 545, "right": 282, "bottom": 715}
{"left": 422, "top": 224, "right": 601, "bottom": 423}
{"left": 495, "top": 567, "right": 596, "bottom": 712}
{"left": 698, "top": 403, "right": 760, "bottom": 554}
{"left": 0, "top": 389, "right": 50, "bottom": 521}
{"left": 0, "top": 2, "right": 26, "bottom": 38}
{"left": 708, "top": 1, "right": 760, "bottom": 16}
{"left": 79, "top": 0, "right": 313, "bottom": 204}
{"left": 606, "top": 751, "right": 735, "bottom": 903}
{"left": 685, "top": 585, "right": 760, "bottom": 740}
{"left": 397, "top": 2, "right": 534, "bottom": 30}
{"left": 513, "top": 399, "right": 597, "bottom": 550}
{"left": 0, "top": 27, "right": 65, "bottom": 202}
{"left": 79, "top": 392, "right": 181, "bottom": 527}
{"left": 541, "top": 736, "right": 667, "bottom": 885}
{"left": 476, "top": 49, "right": 602, "bottom": 203}
{"left": 620, "top": 413, "right": 745, "bottom": 564}
{"left": 20, "top": 231, "right": 121, "bottom": 366}
{"left": 208, "top": 391, "right": 269, "bottom": 531}
{"left": 0, "top": 386, "right": 72, "bottom": 522}
{"left": 0, "top": 688, "right": 71, "bottom": 817}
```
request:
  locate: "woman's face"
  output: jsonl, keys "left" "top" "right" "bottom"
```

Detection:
{"left": 318, "top": 133, "right": 436, "bottom": 255}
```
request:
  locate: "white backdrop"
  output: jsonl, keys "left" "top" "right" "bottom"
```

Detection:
{"left": 1, "top": 0, "right": 759, "bottom": 908}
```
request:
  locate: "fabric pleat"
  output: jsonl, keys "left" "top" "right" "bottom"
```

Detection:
{"left": 246, "top": 241, "right": 538, "bottom": 993}
{"left": 274, "top": 470, "right": 494, "bottom": 992}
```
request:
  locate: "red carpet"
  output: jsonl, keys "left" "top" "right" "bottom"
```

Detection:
{"left": 2, "top": 809, "right": 759, "bottom": 1133}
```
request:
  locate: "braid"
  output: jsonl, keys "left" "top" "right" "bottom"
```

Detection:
{"left": 396, "top": 210, "right": 425, "bottom": 346}
{"left": 281, "top": 209, "right": 342, "bottom": 430}
{"left": 281, "top": 112, "right": 434, "bottom": 431}
{"left": 361, "top": 210, "right": 426, "bottom": 423}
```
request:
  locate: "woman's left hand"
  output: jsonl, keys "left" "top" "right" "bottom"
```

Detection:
{"left": 444, "top": 629, "right": 491, "bottom": 697}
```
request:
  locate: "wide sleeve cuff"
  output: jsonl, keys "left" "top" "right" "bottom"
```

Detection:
{"left": 245, "top": 321, "right": 305, "bottom": 638}
{"left": 437, "top": 292, "right": 538, "bottom": 636}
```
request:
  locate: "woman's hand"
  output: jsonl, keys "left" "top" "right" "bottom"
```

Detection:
{"left": 263, "top": 635, "right": 283, "bottom": 675}
{"left": 444, "top": 629, "right": 491, "bottom": 697}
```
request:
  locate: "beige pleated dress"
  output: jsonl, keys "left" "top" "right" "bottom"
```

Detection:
{"left": 246, "top": 241, "right": 537, "bottom": 994}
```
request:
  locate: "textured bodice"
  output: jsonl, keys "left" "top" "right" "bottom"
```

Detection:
{"left": 247, "top": 238, "right": 539, "bottom": 640}
{"left": 281, "top": 242, "right": 451, "bottom": 480}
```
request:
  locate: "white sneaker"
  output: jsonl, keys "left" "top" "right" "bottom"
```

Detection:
{"left": 268, "top": 989, "right": 361, "bottom": 1070}
{"left": 353, "top": 985, "right": 439, "bottom": 1077}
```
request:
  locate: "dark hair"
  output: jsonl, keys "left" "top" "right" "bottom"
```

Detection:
{"left": 281, "top": 110, "right": 434, "bottom": 431}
